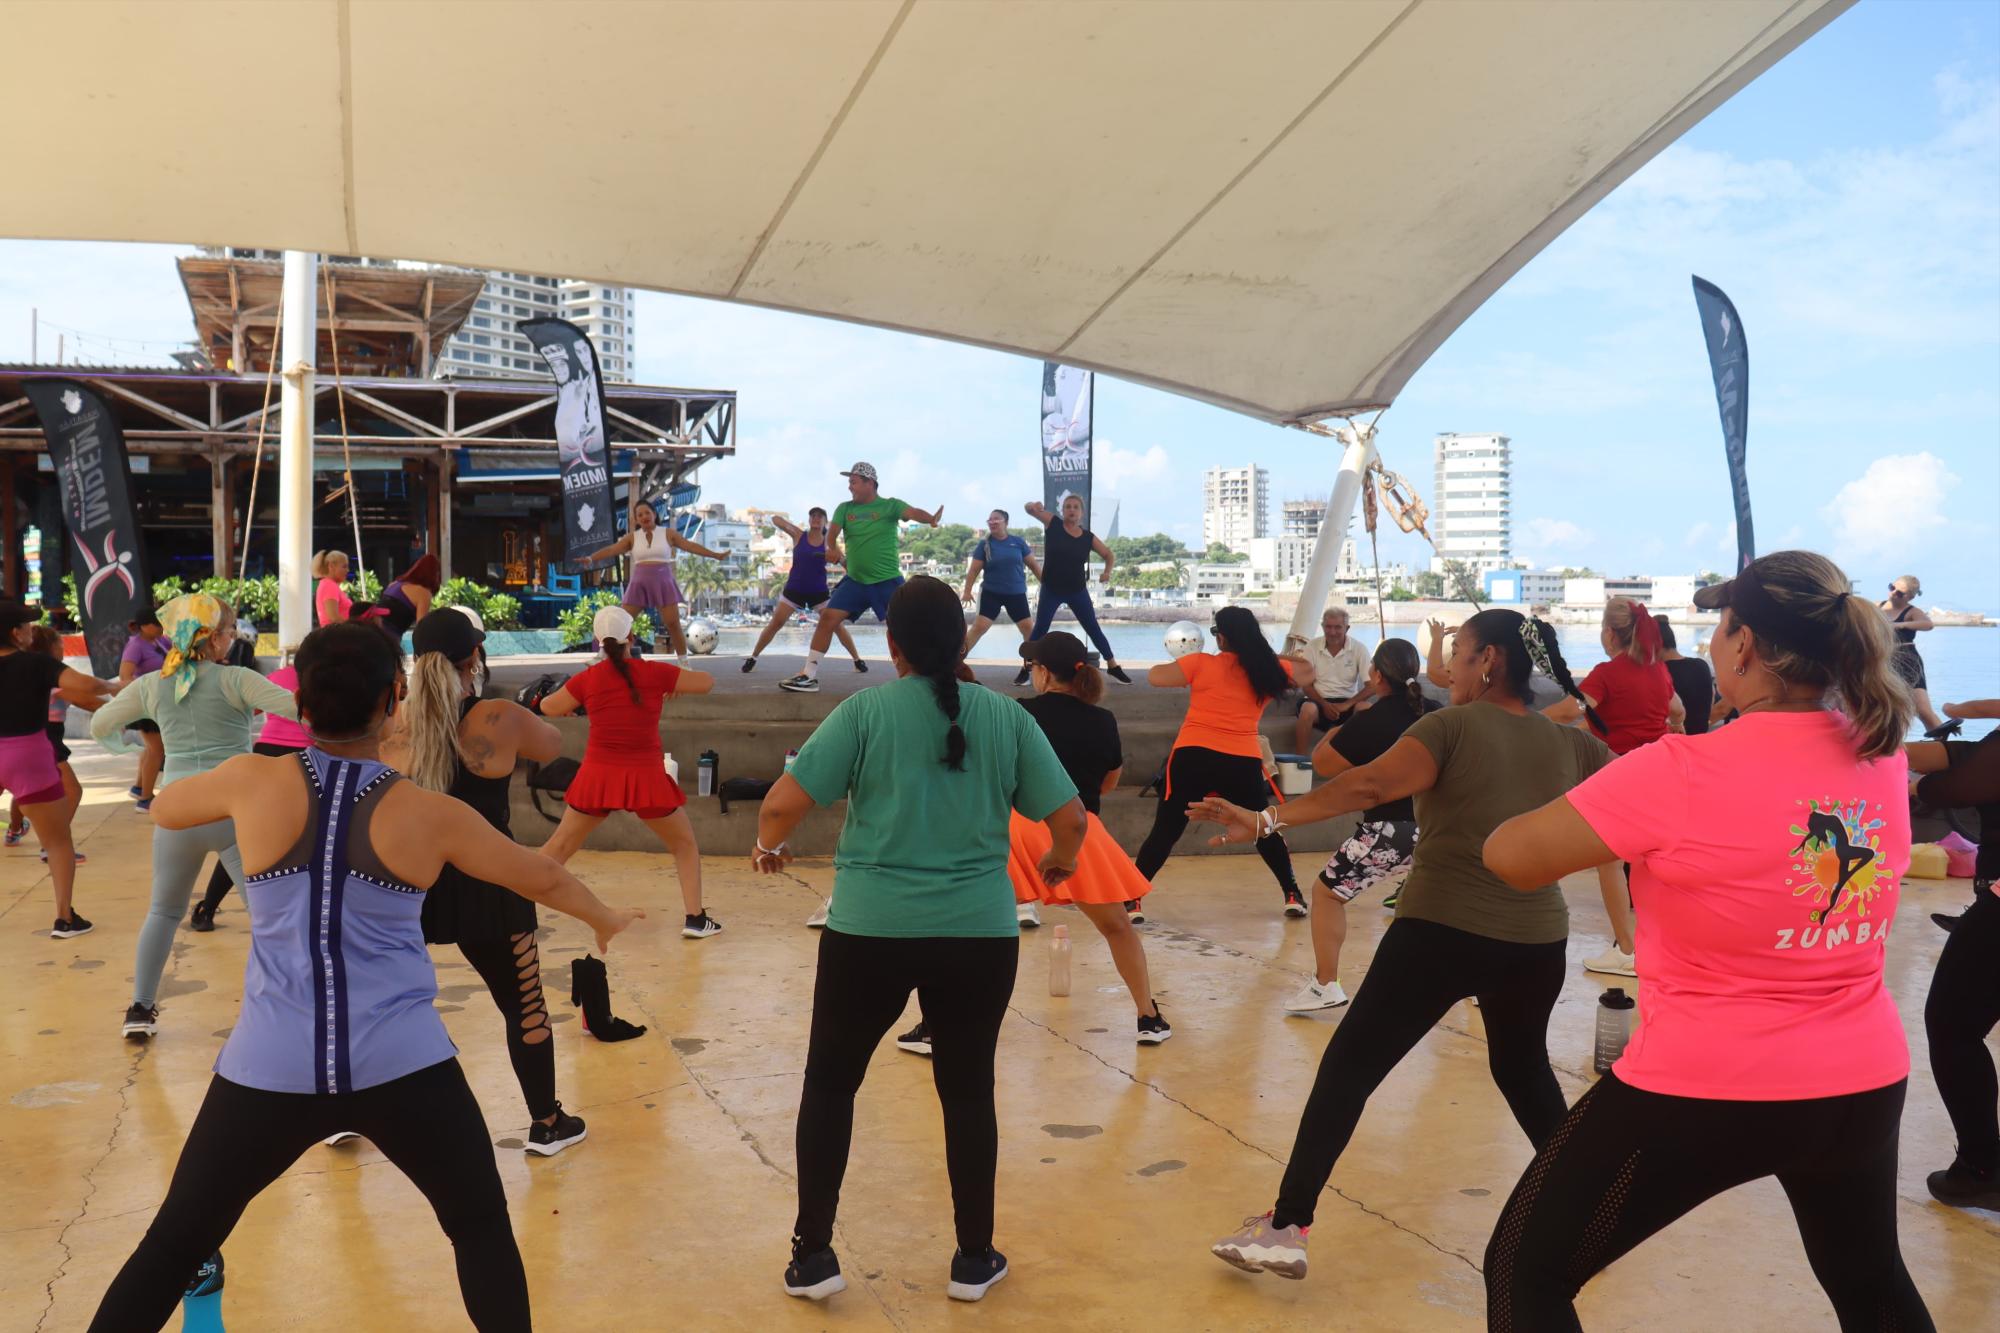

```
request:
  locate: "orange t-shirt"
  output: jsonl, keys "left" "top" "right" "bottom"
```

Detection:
{"left": 1171, "top": 652, "right": 1295, "bottom": 759}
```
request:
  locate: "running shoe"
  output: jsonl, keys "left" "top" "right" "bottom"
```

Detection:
{"left": 52, "top": 913, "right": 94, "bottom": 940}
{"left": 1924, "top": 719, "right": 1964, "bottom": 741}
{"left": 525, "top": 1104, "right": 588, "bottom": 1156}
{"left": 40, "top": 849, "right": 86, "bottom": 864}
{"left": 324, "top": 1132, "right": 361, "bottom": 1147}
{"left": 852, "top": 658, "right": 869, "bottom": 672}
{"left": 1107, "top": 665, "right": 1132, "bottom": 684}
{"left": 783, "top": 1240, "right": 846, "bottom": 1301}
{"left": 1012, "top": 666, "right": 1032, "bottom": 687}
{"left": 805, "top": 898, "right": 830, "bottom": 928}
{"left": 1136, "top": 1010, "right": 1173, "bottom": 1044}
{"left": 1381, "top": 889, "right": 1400, "bottom": 910}
{"left": 741, "top": 657, "right": 757, "bottom": 673}
{"left": 1283, "top": 979, "right": 1349, "bottom": 1014}
{"left": 1933, "top": 911, "right": 1962, "bottom": 933}
{"left": 1017, "top": 900, "right": 1041, "bottom": 928}
{"left": 1125, "top": 899, "right": 1146, "bottom": 925}
{"left": 134, "top": 798, "right": 153, "bottom": 813}
{"left": 189, "top": 902, "right": 216, "bottom": 932}
{"left": 779, "top": 673, "right": 820, "bottom": 693}
{"left": 122, "top": 1002, "right": 159, "bottom": 1038}
{"left": 1583, "top": 946, "right": 1637, "bottom": 978}
{"left": 184, "top": 1250, "right": 224, "bottom": 1300}
{"left": 1282, "top": 888, "right": 1309, "bottom": 918}
{"left": 3, "top": 824, "right": 23, "bottom": 847}
{"left": 946, "top": 1247, "right": 1009, "bottom": 1302}
{"left": 1926, "top": 1162, "right": 2000, "bottom": 1211}
{"left": 128, "top": 785, "right": 145, "bottom": 800}
{"left": 682, "top": 912, "right": 723, "bottom": 939}
{"left": 1211, "top": 1212, "right": 1308, "bottom": 1279}
{"left": 895, "top": 1022, "right": 932, "bottom": 1056}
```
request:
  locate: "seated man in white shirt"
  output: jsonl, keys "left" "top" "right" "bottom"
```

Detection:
{"left": 1292, "top": 607, "right": 1371, "bottom": 754}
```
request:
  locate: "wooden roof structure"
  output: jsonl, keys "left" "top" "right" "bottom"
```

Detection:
{"left": 178, "top": 256, "right": 485, "bottom": 378}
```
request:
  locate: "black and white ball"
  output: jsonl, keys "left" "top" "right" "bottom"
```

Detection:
{"left": 1164, "top": 620, "right": 1205, "bottom": 659}
{"left": 684, "top": 617, "right": 719, "bottom": 655}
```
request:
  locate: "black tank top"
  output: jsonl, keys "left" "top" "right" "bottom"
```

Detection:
{"left": 1042, "top": 523, "right": 1092, "bottom": 594}
{"left": 1892, "top": 605, "right": 1918, "bottom": 647}
{"left": 449, "top": 698, "right": 512, "bottom": 836}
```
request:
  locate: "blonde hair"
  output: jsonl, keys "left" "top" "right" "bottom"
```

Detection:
{"left": 311, "top": 550, "right": 349, "bottom": 579}
{"left": 1601, "top": 598, "right": 1659, "bottom": 665}
{"left": 401, "top": 650, "right": 472, "bottom": 793}
{"left": 1736, "top": 551, "right": 1913, "bottom": 761}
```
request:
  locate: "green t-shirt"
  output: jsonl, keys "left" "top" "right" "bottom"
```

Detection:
{"left": 789, "top": 676, "right": 1077, "bottom": 937}
{"left": 1396, "top": 702, "right": 1613, "bottom": 944}
{"left": 831, "top": 496, "right": 908, "bottom": 583}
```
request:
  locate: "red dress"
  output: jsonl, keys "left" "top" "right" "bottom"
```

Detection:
{"left": 563, "top": 658, "right": 686, "bottom": 817}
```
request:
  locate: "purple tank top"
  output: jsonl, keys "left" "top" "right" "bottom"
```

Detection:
{"left": 216, "top": 749, "right": 455, "bottom": 1094}
{"left": 787, "top": 532, "right": 829, "bottom": 597}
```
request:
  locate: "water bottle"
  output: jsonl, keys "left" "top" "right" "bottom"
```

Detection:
{"left": 1592, "top": 987, "right": 1636, "bottom": 1075}
{"left": 698, "top": 749, "right": 718, "bottom": 798}
{"left": 1048, "top": 924, "right": 1072, "bottom": 997}
{"left": 663, "top": 753, "right": 680, "bottom": 784}
{"left": 181, "top": 1251, "right": 224, "bottom": 1331}
{"left": 783, "top": 748, "right": 799, "bottom": 774}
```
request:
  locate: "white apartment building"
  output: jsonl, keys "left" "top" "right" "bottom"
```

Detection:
{"left": 1282, "top": 497, "right": 1328, "bottom": 538}
{"left": 1431, "top": 432, "right": 1511, "bottom": 573}
{"left": 1564, "top": 575, "right": 1654, "bottom": 606}
{"left": 685, "top": 503, "right": 753, "bottom": 577}
{"left": 1244, "top": 535, "right": 1360, "bottom": 586}
{"left": 439, "top": 274, "right": 636, "bottom": 382}
{"left": 1202, "top": 465, "right": 1269, "bottom": 553}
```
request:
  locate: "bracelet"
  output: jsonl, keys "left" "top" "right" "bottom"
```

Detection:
{"left": 754, "top": 839, "right": 787, "bottom": 858}
{"left": 1257, "top": 808, "right": 1286, "bottom": 839}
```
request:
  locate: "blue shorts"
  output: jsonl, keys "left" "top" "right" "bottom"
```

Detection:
{"left": 826, "top": 575, "right": 903, "bottom": 622}
{"left": 978, "top": 588, "right": 1031, "bottom": 624}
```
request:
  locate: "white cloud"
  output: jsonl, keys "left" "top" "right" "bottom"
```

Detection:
{"left": 1520, "top": 517, "right": 1593, "bottom": 553}
{"left": 1820, "top": 452, "right": 1960, "bottom": 559}
{"left": 1683, "top": 520, "right": 1713, "bottom": 547}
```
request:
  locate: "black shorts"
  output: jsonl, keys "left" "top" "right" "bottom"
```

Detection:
{"left": 978, "top": 589, "right": 1031, "bottom": 624}
{"left": 780, "top": 586, "right": 829, "bottom": 612}
{"left": 45, "top": 721, "right": 70, "bottom": 765}
{"left": 1305, "top": 697, "right": 1355, "bottom": 731}
{"left": 1893, "top": 646, "right": 1927, "bottom": 692}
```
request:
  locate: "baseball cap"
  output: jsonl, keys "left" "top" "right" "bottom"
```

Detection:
{"left": 1019, "top": 630, "right": 1087, "bottom": 675}
{"left": 1692, "top": 559, "right": 1836, "bottom": 659}
{"left": 840, "top": 461, "right": 878, "bottom": 483}
{"left": 412, "top": 608, "right": 485, "bottom": 662}
{"left": 592, "top": 605, "right": 635, "bottom": 643}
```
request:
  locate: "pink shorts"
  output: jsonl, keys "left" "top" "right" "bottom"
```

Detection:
{"left": 0, "top": 732, "right": 65, "bottom": 807}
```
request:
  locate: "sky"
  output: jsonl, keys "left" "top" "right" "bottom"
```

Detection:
{"left": 2, "top": 1, "right": 1996, "bottom": 610}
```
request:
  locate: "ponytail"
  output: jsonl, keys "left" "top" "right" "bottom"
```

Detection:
{"left": 1214, "top": 605, "right": 1290, "bottom": 703}
{"left": 603, "top": 636, "right": 641, "bottom": 706}
{"left": 404, "top": 651, "right": 470, "bottom": 793}
{"left": 1602, "top": 597, "right": 1661, "bottom": 666}
{"left": 1372, "top": 638, "right": 1425, "bottom": 714}
{"left": 886, "top": 576, "right": 971, "bottom": 770}
{"left": 1065, "top": 661, "right": 1106, "bottom": 707}
{"left": 1828, "top": 592, "right": 1911, "bottom": 760}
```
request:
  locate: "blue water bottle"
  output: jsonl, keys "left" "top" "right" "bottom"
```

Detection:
{"left": 182, "top": 1251, "right": 224, "bottom": 1331}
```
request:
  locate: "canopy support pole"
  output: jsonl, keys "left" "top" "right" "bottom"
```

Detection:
{"left": 1283, "top": 419, "right": 1377, "bottom": 653}
{"left": 277, "top": 250, "right": 319, "bottom": 659}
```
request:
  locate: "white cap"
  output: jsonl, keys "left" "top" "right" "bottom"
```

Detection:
{"left": 592, "top": 605, "right": 634, "bottom": 643}
{"left": 451, "top": 604, "right": 485, "bottom": 634}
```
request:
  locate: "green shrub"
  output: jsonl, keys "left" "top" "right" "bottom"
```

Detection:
{"left": 436, "top": 577, "right": 523, "bottom": 630}
{"left": 557, "top": 590, "right": 626, "bottom": 647}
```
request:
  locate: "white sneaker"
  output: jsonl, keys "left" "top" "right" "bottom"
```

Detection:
{"left": 1283, "top": 979, "right": 1349, "bottom": 1014}
{"left": 805, "top": 898, "right": 830, "bottom": 928}
{"left": 324, "top": 1132, "right": 361, "bottom": 1147}
{"left": 779, "top": 673, "right": 820, "bottom": 693}
{"left": 1584, "top": 945, "right": 1636, "bottom": 978}
{"left": 1017, "top": 900, "right": 1041, "bottom": 928}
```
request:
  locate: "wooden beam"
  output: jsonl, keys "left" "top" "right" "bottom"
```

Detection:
{"left": 437, "top": 446, "right": 454, "bottom": 578}
{"left": 452, "top": 395, "right": 554, "bottom": 439}
{"left": 208, "top": 446, "right": 230, "bottom": 576}
{"left": 335, "top": 387, "right": 447, "bottom": 438}
{"left": 84, "top": 377, "right": 209, "bottom": 432}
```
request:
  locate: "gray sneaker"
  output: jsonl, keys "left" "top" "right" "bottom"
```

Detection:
{"left": 778, "top": 673, "right": 820, "bottom": 693}
{"left": 1211, "top": 1211, "right": 1308, "bottom": 1279}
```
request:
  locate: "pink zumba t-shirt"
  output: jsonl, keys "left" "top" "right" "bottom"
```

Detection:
{"left": 1566, "top": 709, "right": 1910, "bottom": 1100}
{"left": 256, "top": 665, "right": 312, "bottom": 750}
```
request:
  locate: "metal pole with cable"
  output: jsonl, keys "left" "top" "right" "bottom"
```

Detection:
{"left": 276, "top": 251, "right": 319, "bottom": 658}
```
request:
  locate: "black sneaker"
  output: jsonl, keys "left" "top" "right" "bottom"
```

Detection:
{"left": 1933, "top": 912, "right": 1962, "bottom": 933}
{"left": 122, "top": 1002, "right": 159, "bottom": 1039}
{"left": 895, "top": 1022, "right": 932, "bottom": 1056}
{"left": 190, "top": 902, "right": 217, "bottom": 933}
{"left": 1125, "top": 899, "right": 1146, "bottom": 925}
{"left": 525, "top": 1104, "right": 588, "bottom": 1156}
{"left": 1107, "top": 664, "right": 1133, "bottom": 684}
{"left": 1137, "top": 1010, "right": 1173, "bottom": 1045}
{"left": 1926, "top": 1162, "right": 2000, "bottom": 1210}
{"left": 1282, "top": 888, "right": 1309, "bottom": 918}
{"left": 783, "top": 1239, "right": 846, "bottom": 1301}
{"left": 52, "top": 913, "right": 95, "bottom": 940}
{"left": 853, "top": 658, "right": 869, "bottom": 672}
{"left": 741, "top": 657, "right": 757, "bottom": 673}
{"left": 947, "top": 1247, "right": 1009, "bottom": 1302}
{"left": 682, "top": 912, "right": 723, "bottom": 939}
{"left": 1012, "top": 666, "right": 1032, "bottom": 687}
{"left": 1924, "top": 719, "right": 1964, "bottom": 740}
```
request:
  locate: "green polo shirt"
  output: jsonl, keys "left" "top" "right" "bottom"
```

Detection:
{"left": 831, "top": 496, "right": 908, "bottom": 583}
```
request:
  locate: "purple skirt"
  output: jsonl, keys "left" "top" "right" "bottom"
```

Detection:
{"left": 626, "top": 561, "right": 683, "bottom": 610}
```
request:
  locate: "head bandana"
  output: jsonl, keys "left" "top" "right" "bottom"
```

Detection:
{"left": 1518, "top": 617, "right": 1555, "bottom": 679}
{"left": 157, "top": 593, "right": 226, "bottom": 702}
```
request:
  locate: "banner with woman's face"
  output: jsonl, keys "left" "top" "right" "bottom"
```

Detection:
{"left": 521, "top": 318, "right": 613, "bottom": 563}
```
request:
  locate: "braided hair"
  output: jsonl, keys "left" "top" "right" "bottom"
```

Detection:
{"left": 602, "top": 635, "right": 642, "bottom": 706}
{"left": 887, "top": 576, "right": 968, "bottom": 770}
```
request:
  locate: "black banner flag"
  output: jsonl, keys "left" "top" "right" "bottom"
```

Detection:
{"left": 1040, "top": 362, "right": 1093, "bottom": 526}
{"left": 1692, "top": 277, "right": 1753, "bottom": 573}
{"left": 519, "top": 318, "right": 614, "bottom": 564}
{"left": 23, "top": 379, "right": 150, "bottom": 676}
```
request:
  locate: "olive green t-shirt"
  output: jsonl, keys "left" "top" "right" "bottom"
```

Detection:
{"left": 831, "top": 496, "right": 908, "bottom": 584}
{"left": 1397, "top": 702, "right": 1614, "bottom": 944}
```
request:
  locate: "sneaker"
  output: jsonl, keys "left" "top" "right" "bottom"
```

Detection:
{"left": 189, "top": 901, "right": 216, "bottom": 932}
{"left": 783, "top": 1240, "right": 846, "bottom": 1301}
{"left": 1211, "top": 1211, "right": 1308, "bottom": 1279}
{"left": 525, "top": 1104, "right": 588, "bottom": 1156}
{"left": 1012, "top": 666, "right": 1032, "bottom": 687}
{"left": 134, "top": 798, "right": 153, "bottom": 813}
{"left": 1933, "top": 912, "right": 1962, "bottom": 933}
{"left": 52, "top": 913, "right": 95, "bottom": 940}
{"left": 1583, "top": 946, "right": 1636, "bottom": 978}
{"left": 852, "top": 658, "right": 869, "bottom": 672}
{"left": 1926, "top": 1162, "right": 2000, "bottom": 1211}
{"left": 121, "top": 1002, "right": 159, "bottom": 1038}
{"left": 1125, "top": 899, "right": 1146, "bottom": 925}
{"left": 1282, "top": 888, "right": 1309, "bottom": 918}
{"left": 40, "top": 849, "right": 86, "bottom": 863}
{"left": 1137, "top": 1010, "right": 1173, "bottom": 1044}
{"left": 1106, "top": 664, "right": 1132, "bottom": 684}
{"left": 946, "top": 1247, "right": 1008, "bottom": 1302}
{"left": 1283, "top": 979, "right": 1349, "bottom": 1014}
{"left": 741, "top": 657, "right": 757, "bottom": 673}
{"left": 1924, "top": 719, "right": 1964, "bottom": 741}
{"left": 779, "top": 673, "right": 820, "bottom": 693}
{"left": 805, "top": 898, "right": 830, "bottom": 929}
{"left": 682, "top": 912, "right": 723, "bottom": 939}
{"left": 895, "top": 1022, "right": 932, "bottom": 1056}
{"left": 1381, "top": 889, "right": 1400, "bottom": 910}
{"left": 184, "top": 1251, "right": 224, "bottom": 1301}
{"left": 4, "top": 825, "right": 23, "bottom": 847}
{"left": 128, "top": 785, "right": 144, "bottom": 800}
{"left": 1017, "top": 900, "right": 1041, "bottom": 928}
{"left": 324, "top": 1132, "right": 361, "bottom": 1147}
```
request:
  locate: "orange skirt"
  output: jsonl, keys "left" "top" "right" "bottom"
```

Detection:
{"left": 1007, "top": 809, "right": 1152, "bottom": 906}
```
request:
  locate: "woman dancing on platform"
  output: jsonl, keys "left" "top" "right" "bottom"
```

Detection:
{"left": 538, "top": 605, "right": 722, "bottom": 937}
{"left": 752, "top": 577, "right": 1085, "bottom": 1304}
{"left": 1882, "top": 574, "right": 1954, "bottom": 737}
{"left": 93, "top": 595, "right": 303, "bottom": 1040}
{"left": 1481, "top": 552, "right": 1933, "bottom": 1330}
{"left": 1197, "top": 609, "right": 1611, "bottom": 1283}
{"left": 582, "top": 499, "right": 727, "bottom": 661}
{"left": 87, "top": 621, "right": 641, "bottom": 1333}
{"left": 1017, "top": 495, "right": 1129, "bottom": 685}
{"left": 741, "top": 506, "right": 865, "bottom": 673}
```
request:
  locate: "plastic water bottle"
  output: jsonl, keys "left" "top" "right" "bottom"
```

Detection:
{"left": 663, "top": 753, "right": 680, "bottom": 784}
{"left": 1048, "top": 924, "right": 1072, "bottom": 997}
{"left": 181, "top": 1251, "right": 224, "bottom": 1331}
{"left": 783, "top": 748, "right": 799, "bottom": 774}
{"left": 697, "top": 749, "right": 718, "bottom": 798}
{"left": 1592, "top": 988, "right": 1636, "bottom": 1075}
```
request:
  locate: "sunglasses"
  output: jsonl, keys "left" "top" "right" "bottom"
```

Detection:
{"left": 1888, "top": 585, "right": 1917, "bottom": 596}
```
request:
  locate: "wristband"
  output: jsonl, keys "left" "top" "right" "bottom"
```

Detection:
{"left": 754, "top": 839, "right": 787, "bottom": 858}
{"left": 1257, "top": 808, "right": 1286, "bottom": 839}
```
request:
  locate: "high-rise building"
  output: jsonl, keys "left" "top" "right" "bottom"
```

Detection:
{"left": 1430, "top": 432, "right": 1511, "bottom": 573}
{"left": 1202, "top": 464, "right": 1268, "bottom": 553}
{"left": 1282, "top": 497, "right": 1328, "bottom": 538}
{"left": 438, "top": 274, "right": 636, "bottom": 383}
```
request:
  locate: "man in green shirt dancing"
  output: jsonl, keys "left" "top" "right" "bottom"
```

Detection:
{"left": 779, "top": 462, "right": 941, "bottom": 693}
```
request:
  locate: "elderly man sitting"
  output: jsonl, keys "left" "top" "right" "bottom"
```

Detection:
{"left": 1292, "top": 607, "right": 1371, "bottom": 754}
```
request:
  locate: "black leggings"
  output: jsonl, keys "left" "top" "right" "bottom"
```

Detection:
{"left": 462, "top": 930, "right": 558, "bottom": 1122}
{"left": 90, "top": 1059, "right": 527, "bottom": 1333}
{"left": 795, "top": 929, "right": 1018, "bottom": 1254}
{"left": 1135, "top": 746, "right": 1299, "bottom": 894}
{"left": 1274, "top": 917, "right": 1566, "bottom": 1228}
{"left": 1486, "top": 1073, "right": 1932, "bottom": 1332}
{"left": 196, "top": 742, "right": 304, "bottom": 915}
{"left": 1030, "top": 586, "right": 1116, "bottom": 664}
{"left": 1926, "top": 888, "right": 2000, "bottom": 1172}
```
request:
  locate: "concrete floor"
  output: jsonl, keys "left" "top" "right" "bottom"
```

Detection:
{"left": 3, "top": 746, "right": 1995, "bottom": 1331}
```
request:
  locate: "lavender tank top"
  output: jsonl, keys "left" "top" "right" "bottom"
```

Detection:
{"left": 216, "top": 749, "right": 456, "bottom": 1094}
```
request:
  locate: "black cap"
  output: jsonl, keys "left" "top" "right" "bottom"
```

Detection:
{"left": 1691, "top": 579, "right": 1734, "bottom": 612}
{"left": 412, "top": 608, "right": 484, "bottom": 662}
{"left": 1693, "top": 561, "right": 1837, "bottom": 659}
{"left": 1020, "top": 631, "right": 1087, "bottom": 675}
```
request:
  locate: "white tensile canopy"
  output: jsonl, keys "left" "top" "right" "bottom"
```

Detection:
{"left": 4, "top": 0, "right": 1847, "bottom": 423}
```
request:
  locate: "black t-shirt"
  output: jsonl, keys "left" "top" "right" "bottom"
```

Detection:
{"left": 1041, "top": 524, "right": 1093, "bottom": 594}
{"left": 1329, "top": 691, "right": 1441, "bottom": 823}
{"left": 0, "top": 651, "right": 66, "bottom": 737}
{"left": 1019, "top": 691, "right": 1122, "bottom": 815}
{"left": 1664, "top": 657, "right": 1714, "bottom": 737}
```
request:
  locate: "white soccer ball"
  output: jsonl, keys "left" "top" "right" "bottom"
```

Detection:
{"left": 684, "top": 617, "right": 719, "bottom": 655}
{"left": 1164, "top": 620, "right": 1205, "bottom": 659}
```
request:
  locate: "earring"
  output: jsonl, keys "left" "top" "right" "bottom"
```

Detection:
{"left": 1735, "top": 664, "right": 1747, "bottom": 676}
{"left": 1481, "top": 672, "right": 1491, "bottom": 685}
